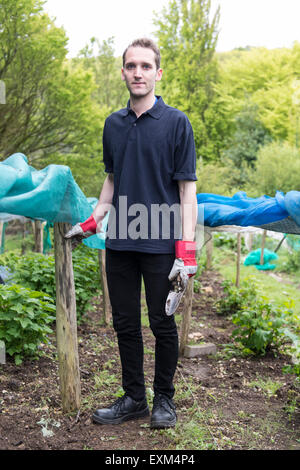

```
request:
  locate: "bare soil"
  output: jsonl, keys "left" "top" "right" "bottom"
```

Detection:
{"left": 0, "top": 270, "right": 299, "bottom": 452}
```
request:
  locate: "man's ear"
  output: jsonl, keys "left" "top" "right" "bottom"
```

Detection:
{"left": 121, "top": 67, "right": 125, "bottom": 81}
{"left": 156, "top": 68, "right": 163, "bottom": 82}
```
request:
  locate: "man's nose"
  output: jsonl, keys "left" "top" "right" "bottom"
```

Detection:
{"left": 134, "top": 66, "right": 143, "bottom": 77}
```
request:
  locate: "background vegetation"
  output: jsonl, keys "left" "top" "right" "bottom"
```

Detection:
{"left": 1, "top": 0, "right": 300, "bottom": 199}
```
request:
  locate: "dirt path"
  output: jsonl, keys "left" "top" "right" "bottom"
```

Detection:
{"left": 0, "top": 270, "right": 299, "bottom": 451}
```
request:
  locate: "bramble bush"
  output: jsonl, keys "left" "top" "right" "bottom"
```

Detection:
{"left": 0, "top": 284, "right": 55, "bottom": 364}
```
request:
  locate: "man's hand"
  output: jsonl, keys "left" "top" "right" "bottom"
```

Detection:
{"left": 165, "top": 240, "right": 197, "bottom": 315}
{"left": 64, "top": 215, "right": 97, "bottom": 250}
{"left": 168, "top": 240, "right": 197, "bottom": 281}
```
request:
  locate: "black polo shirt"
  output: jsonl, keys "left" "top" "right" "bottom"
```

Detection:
{"left": 103, "top": 96, "right": 197, "bottom": 253}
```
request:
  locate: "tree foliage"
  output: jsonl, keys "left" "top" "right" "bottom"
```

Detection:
{"left": 154, "top": 0, "right": 220, "bottom": 161}
{"left": 214, "top": 44, "right": 300, "bottom": 148}
{"left": 0, "top": 0, "right": 101, "bottom": 163}
{"left": 74, "top": 36, "right": 128, "bottom": 111}
{"left": 247, "top": 142, "right": 300, "bottom": 196}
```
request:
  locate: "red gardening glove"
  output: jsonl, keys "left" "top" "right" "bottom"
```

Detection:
{"left": 64, "top": 215, "right": 97, "bottom": 250}
{"left": 168, "top": 241, "right": 197, "bottom": 282}
{"left": 166, "top": 241, "right": 197, "bottom": 316}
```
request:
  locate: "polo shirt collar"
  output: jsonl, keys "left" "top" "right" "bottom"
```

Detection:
{"left": 122, "top": 95, "right": 165, "bottom": 120}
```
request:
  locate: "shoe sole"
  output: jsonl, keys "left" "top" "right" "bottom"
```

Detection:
{"left": 150, "top": 417, "right": 177, "bottom": 429}
{"left": 92, "top": 407, "right": 150, "bottom": 425}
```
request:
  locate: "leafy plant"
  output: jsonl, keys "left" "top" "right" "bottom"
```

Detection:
{"left": 232, "top": 301, "right": 287, "bottom": 355}
{"left": 0, "top": 284, "right": 55, "bottom": 364}
{"left": 281, "top": 250, "right": 300, "bottom": 274}
{"left": 0, "top": 244, "right": 101, "bottom": 320}
{"left": 216, "top": 277, "right": 300, "bottom": 357}
{"left": 215, "top": 277, "right": 258, "bottom": 316}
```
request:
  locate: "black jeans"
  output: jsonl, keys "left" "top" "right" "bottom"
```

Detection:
{"left": 105, "top": 248, "right": 178, "bottom": 401}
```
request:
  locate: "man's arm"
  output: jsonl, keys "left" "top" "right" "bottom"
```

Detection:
{"left": 178, "top": 180, "right": 197, "bottom": 241}
{"left": 166, "top": 180, "right": 197, "bottom": 315}
{"left": 92, "top": 173, "right": 114, "bottom": 232}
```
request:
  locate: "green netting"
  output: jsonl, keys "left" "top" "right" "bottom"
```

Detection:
{"left": 43, "top": 222, "right": 52, "bottom": 253}
{"left": 0, "top": 222, "right": 7, "bottom": 254}
{"left": 0, "top": 153, "right": 105, "bottom": 250}
{"left": 286, "top": 234, "right": 300, "bottom": 251}
{"left": 244, "top": 248, "right": 278, "bottom": 270}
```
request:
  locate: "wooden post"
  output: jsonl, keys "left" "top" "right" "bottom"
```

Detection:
{"left": 54, "top": 222, "right": 81, "bottom": 412}
{"left": 206, "top": 237, "right": 213, "bottom": 269}
{"left": 0, "top": 222, "right": 3, "bottom": 253}
{"left": 245, "top": 232, "right": 254, "bottom": 252}
{"left": 98, "top": 249, "right": 111, "bottom": 325}
{"left": 179, "top": 278, "right": 194, "bottom": 356}
{"left": 236, "top": 232, "right": 241, "bottom": 288}
{"left": 260, "top": 230, "right": 267, "bottom": 265}
{"left": 34, "top": 220, "right": 43, "bottom": 253}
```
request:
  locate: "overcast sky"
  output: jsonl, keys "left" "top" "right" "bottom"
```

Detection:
{"left": 44, "top": 0, "right": 300, "bottom": 57}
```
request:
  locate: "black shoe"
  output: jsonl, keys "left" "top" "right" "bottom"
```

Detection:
{"left": 92, "top": 394, "right": 149, "bottom": 425}
{"left": 150, "top": 394, "right": 177, "bottom": 429}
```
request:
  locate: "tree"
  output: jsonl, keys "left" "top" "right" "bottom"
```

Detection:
{"left": 214, "top": 44, "right": 300, "bottom": 147}
{"left": 0, "top": 0, "right": 101, "bottom": 168}
{"left": 223, "top": 101, "right": 272, "bottom": 169}
{"left": 154, "top": 0, "right": 220, "bottom": 161}
{"left": 74, "top": 37, "right": 128, "bottom": 112}
{"left": 247, "top": 142, "right": 300, "bottom": 197}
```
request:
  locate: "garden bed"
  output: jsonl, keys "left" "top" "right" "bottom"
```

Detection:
{"left": 0, "top": 269, "right": 299, "bottom": 451}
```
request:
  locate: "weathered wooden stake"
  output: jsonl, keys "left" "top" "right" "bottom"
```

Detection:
{"left": 54, "top": 222, "right": 81, "bottom": 412}
{"left": 206, "top": 236, "right": 213, "bottom": 269}
{"left": 236, "top": 232, "right": 241, "bottom": 288}
{"left": 34, "top": 220, "right": 43, "bottom": 253}
{"left": 260, "top": 229, "right": 267, "bottom": 265}
{"left": 0, "top": 222, "right": 3, "bottom": 252}
{"left": 98, "top": 249, "right": 112, "bottom": 324}
{"left": 179, "top": 278, "right": 194, "bottom": 356}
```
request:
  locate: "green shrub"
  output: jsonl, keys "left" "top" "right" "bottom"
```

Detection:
{"left": 231, "top": 301, "right": 286, "bottom": 355}
{"left": 248, "top": 142, "right": 300, "bottom": 197}
{"left": 0, "top": 284, "right": 55, "bottom": 364}
{"left": 0, "top": 244, "right": 101, "bottom": 319}
{"left": 215, "top": 277, "right": 258, "bottom": 316}
{"left": 214, "top": 232, "right": 247, "bottom": 253}
{"left": 281, "top": 250, "right": 300, "bottom": 274}
{"left": 216, "top": 277, "right": 300, "bottom": 357}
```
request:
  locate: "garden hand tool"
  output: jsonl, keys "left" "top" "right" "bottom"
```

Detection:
{"left": 165, "top": 240, "right": 197, "bottom": 316}
{"left": 64, "top": 214, "right": 97, "bottom": 250}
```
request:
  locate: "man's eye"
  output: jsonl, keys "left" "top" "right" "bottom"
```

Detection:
{"left": 143, "top": 65, "right": 151, "bottom": 69}
{"left": 126, "top": 64, "right": 135, "bottom": 70}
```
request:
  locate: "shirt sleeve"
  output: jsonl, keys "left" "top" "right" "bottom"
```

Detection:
{"left": 102, "top": 119, "right": 114, "bottom": 173}
{"left": 173, "top": 115, "right": 197, "bottom": 181}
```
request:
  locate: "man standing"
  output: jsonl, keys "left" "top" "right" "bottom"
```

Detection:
{"left": 66, "top": 38, "right": 197, "bottom": 429}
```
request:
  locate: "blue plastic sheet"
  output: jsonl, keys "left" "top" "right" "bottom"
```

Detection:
{"left": 196, "top": 191, "right": 300, "bottom": 227}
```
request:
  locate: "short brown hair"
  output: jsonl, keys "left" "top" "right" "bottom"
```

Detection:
{"left": 122, "top": 38, "right": 161, "bottom": 69}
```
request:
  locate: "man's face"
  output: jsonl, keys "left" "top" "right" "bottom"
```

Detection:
{"left": 121, "top": 46, "right": 162, "bottom": 98}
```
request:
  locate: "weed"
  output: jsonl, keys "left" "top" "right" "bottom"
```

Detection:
{"left": 248, "top": 375, "right": 283, "bottom": 397}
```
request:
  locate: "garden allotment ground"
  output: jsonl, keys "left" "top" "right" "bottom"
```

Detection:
{"left": 0, "top": 227, "right": 299, "bottom": 451}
